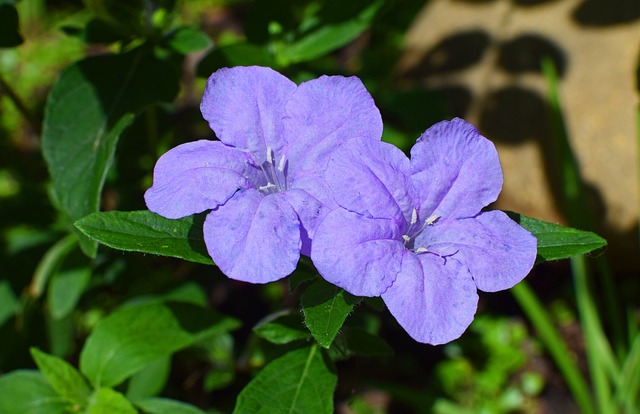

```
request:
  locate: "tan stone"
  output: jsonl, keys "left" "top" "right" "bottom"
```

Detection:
{"left": 396, "top": 0, "right": 640, "bottom": 268}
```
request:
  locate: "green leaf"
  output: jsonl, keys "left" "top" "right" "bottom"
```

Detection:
{"left": 0, "top": 280, "right": 19, "bottom": 327}
{"left": 506, "top": 212, "right": 607, "bottom": 262}
{"left": 166, "top": 26, "right": 212, "bottom": 54}
{"left": 0, "top": 370, "right": 68, "bottom": 414}
{"left": 126, "top": 356, "right": 171, "bottom": 401}
{"left": 42, "top": 47, "right": 179, "bottom": 256}
{"left": 80, "top": 301, "right": 240, "bottom": 388}
{"left": 254, "top": 310, "right": 310, "bottom": 344}
{"left": 0, "top": 3, "right": 22, "bottom": 47}
{"left": 328, "top": 327, "right": 393, "bottom": 360}
{"left": 47, "top": 313, "right": 75, "bottom": 358}
{"left": 134, "top": 397, "right": 207, "bottom": 414}
{"left": 85, "top": 0, "right": 146, "bottom": 37}
{"left": 277, "top": 0, "right": 384, "bottom": 64}
{"left": 288, "top": 258, "right": 318, "bottom": 292}
{"left": 233, "top": 345, "right": 336, "bottom": 414}
{"left": 30, "top": 348, "right": 92, "bottom": 408}
{"left": 75, "top": 210, "right": 212, "bottom": 265}
{"left": 61, "top": 18, "right": 128, "bottom": 44}
{"left": 160, "top": 282, "right": 208, "bottom": 306}
{"left": 302, "top": 279, "right": 360, "bottom": 348}
{"left": 87, "top": 388, "right": 137, "bottom": 414}
{"left": 48, "top": 265, "right": 91, "bottom": 319}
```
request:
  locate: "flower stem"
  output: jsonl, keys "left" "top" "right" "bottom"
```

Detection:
{"left": 572, "top": 255, "right": 616, "bottom": 414}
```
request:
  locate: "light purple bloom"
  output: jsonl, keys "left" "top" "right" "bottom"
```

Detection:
{"left": 311, "top": 118, "right": 537, "bottom": 345}
{"left": 145, "top": 66, "right": 382, "bottom": 283}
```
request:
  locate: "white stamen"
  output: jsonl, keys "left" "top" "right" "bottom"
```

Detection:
{"left": 278, "top": 154, "right": 286, "bottom": 172}
{"left": 266, "top": 146, "right": 273, "bottom": 164}
{"left": 425, "top": 214, "right": 440, "bottom": 226}
{"left": 259, "top": 183, "right": 276, "bottom": 192}
{"left": 411, "top": 208, "right": 418, "bottom": 225}
{"left": 402, "top": 234, "right": 411, "bottom": 243}
{"left": 415, "top": 247, "right": 428, "bottom": 254}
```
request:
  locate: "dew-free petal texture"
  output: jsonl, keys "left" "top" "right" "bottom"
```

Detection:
{"left": 145, "top": 140, "right": 260, "bottom": 219}
{"left": 325, "top": 138, "right": 414, "bottom": 224}
{"left": 201, "top": 66, "right": 297, "bottom": 162}
{"left": 382, "top": 253, "right": 478, "bottom": 345}
{"left": 416, "top": 210, "right": 537, "bottom": 292}
{"left": 291, "top": 172, "right": 338, "bottom": 211}
{"left": 281, "top": 188, "right": 331, "bottom": 256}
{"left": 312, "top": 208, "right": 404, "bottom": 297}
{"left": 203, "top": 190, "right": 301, "bottom": 283}
{"left": 410, "top": 118, "right": 503, "bottom": 220}
{"left": 284, "top": 75, "right": 383, "bottom": 175}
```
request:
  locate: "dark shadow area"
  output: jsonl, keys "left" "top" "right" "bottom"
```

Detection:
{"left": 498, "top": 33, "right": 568, "bottom": 77}
{"left": 572, "top": 0, "right": 640, "bottom": 26}
{"left": 451, "top": 0, "right": 497, "bottom": 4}
{"left": 186, "top": 212, "right": 213, "bottom": 263}
{"left": 478, "top": 85, "right": 551, "bottom": 144}
{"left": 430, "top": 85, "right": 474, "bottom": 118}
{"left": 636, "top": 49, "right": 640, "bottom": 92}
{"left": 512, "top": 0, "right": 561, "bottom": 6}
{"left": 378, "top": 87, "right": 471, "bottom": 133}
{"left": 404, "top": 30, "right": 492, "bottom": 78}
{"left": 453, "top": 0, "right": 561, "bottom": 6}
{"left": 197, "top": 42, "right": 276, "bottom": 78}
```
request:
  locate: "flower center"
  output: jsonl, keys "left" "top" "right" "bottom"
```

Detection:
{"left": 402, "top": 208, "right": 439, "bottom": 254}
{"left": 258, "top": 147, "right": 289, "bottom": 195}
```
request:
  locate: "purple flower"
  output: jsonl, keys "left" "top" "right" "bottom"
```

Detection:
{"left": 311, "top": 118, "right": 537, "bottom": 345}
{"left": 145, "top": 66, "right": 382, "bottom": 283}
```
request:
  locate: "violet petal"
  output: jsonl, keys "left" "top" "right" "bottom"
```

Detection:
{"left": 144, "top": 140, "right": 259, "bottom": 219}
{"left": 284, "top": 75, "right": 383, "bottom": 175}
{"left": 200, "top": 66, "right": 296, "bottom": 162}
{"left": 281, "top": 188, "right": 331, "bottom": 256}
{"left": 382, "top": 253, "right": 478, "bottom": 345}
{"left": 311, "top": 208, "right": 404, "bottom": 297}
{"left": 203, "top": 189, "right": 301, "bottom": 283}
{"left": 324, "top": 138, "right": 414, "bottom": 224}
{"left": 410, "top": 118, "right": 503, "bottom": 220}
{"left": 417, "top": 210, "right": 537, "bottom": 292}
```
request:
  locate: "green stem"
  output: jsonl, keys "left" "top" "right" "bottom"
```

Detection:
{"left": 28, "top": 234, "right": 78, "bottom": 299}
{"left": 511, "top": 281, "right": 594, "bottom": 414}
{"left": 572, "top": 255, "right": 615, "bottom": 414}
{"left": 0, "top": 72, "right": 42, "bottom": 134}
{"left": 616, "top": 331, "right": 640, "bottom": 412}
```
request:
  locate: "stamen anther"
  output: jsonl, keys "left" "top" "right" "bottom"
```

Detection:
{"left": 411, "top": 208, "right": 418, "bottom": 225}
{"left": 425, "top": 214, "right": 440, "bottom": 226}
{"left": 266, "top": 147, "right": 273, "bottom": 164}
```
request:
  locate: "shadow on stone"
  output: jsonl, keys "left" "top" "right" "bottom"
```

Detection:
{"left": 478, "top": 85, "right": 550, "bottom": 144}
{"left": 379, "top": 86, "right": 471, "bottom": 131}
{"left": 451, "top": 0, "right": 496, "bottom": 4}
{"left": 512, "top": 0, "right": 561, "bottom": 7}
{"left": 572, "top": 0, "right": 640, "bottom": 26}
{"left": 497, "top": 33, "right": 568, "bottom": 77}
{"left": 404, "top": 30, "right": 492, "bottom": 78}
